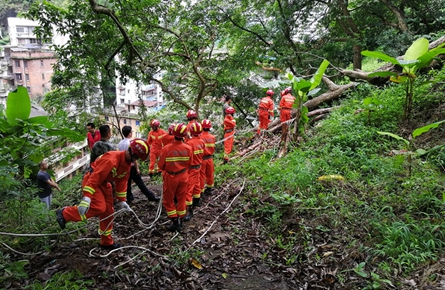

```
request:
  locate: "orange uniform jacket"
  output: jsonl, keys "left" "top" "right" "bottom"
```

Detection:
{"left": 279, "top": 93, "right": 296, "bottom": 122}
{"left": 158, "top": 140, "right": 193, "bottom": 218}
{"left": 148, "top": 128, "right": 167, "bottom": 173}
{"left": 62, "top": 151, "right": 131, "bottom": 246}
{"left": 186, "top": 137, "right": 205, "bottom": 203}
{"left": 162, "top": 133, "right": 175, "bottom": 147}
{"left": 223, "top": 115, "right": 236, "bottom": 160}
{"left": 200, "top": 131, "right": 216, "bottom": 191}
{"left": 258, "top": 96, "right": 274, "bottom": 130}
{"left": 148, "top": 129, "right": 167, "bottom": 152}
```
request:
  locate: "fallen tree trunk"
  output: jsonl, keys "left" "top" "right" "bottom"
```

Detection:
{"left": 304, "top": 77, "right": 357, "bottom": 109}
{"left": 340, "top": 36, "right": 445, "bottom": 84}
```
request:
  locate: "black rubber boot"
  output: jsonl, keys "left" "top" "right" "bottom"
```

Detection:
{"left": 192, "top": 197, "right": 201, "bottom": 207}
{"left": 167, "top": 217, "right": 182, "bottom": 232}
{"left": 183, "top": 206, "right": 194, "bottom": 222}
{"left": 56, "top": 209, "right": 66, "bottom": 229}
{"left": 204, "top": 187, "right": 213, "bottom": 196}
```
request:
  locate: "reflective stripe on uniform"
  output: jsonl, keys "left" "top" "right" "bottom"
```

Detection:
{"left": 83, "top": 186, "right": 95, "bottom": 195}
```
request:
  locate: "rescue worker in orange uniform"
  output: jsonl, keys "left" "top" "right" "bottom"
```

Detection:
{"left": 257, "top": 89, "right": 275, "bottom": 135}
{"left": 147, "top": 119, "right": 167, "bottom": 176}
{"left": 184, "top": 122, "right": 205, "bottom": 221}
{"left": 162, "top": 123, "right": 176, "bottom": 147}
{"left": 200, "top": 119, "right": 216, "bottom": 196}
{"left": 185, "top": 110, "right": 198, "bottom": 140}
{"left": 223, "top": 106, "right": 236, "bottom": 164}
{"left": 158, "top": 123, "right": 193, "bottom": 232}
{"left": 55, "top": 139, "right": 150, "bottom": 249}
{"left": 278, "top": 87, "right": 296, "bottom": 142}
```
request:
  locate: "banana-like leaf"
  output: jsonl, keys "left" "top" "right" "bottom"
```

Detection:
{"left": 412, "top": 120, "right": 445, "bottom": 138}
{"left": 377, "top": 131, "right": 409, "bottom": 146}
{"left": 415, "top": 48, "right": 445, "bottom": 70}
{"left": 361, "top": 51, "right": 399, "bottom": 65}
{"left": 309, "top": 59, "right": 329, "bottom": 90}
{"left": 404, "top": 37, "right": 429, "bottom": 61}
{"left": 6, "top": 86, "right": 31, "bottom": 125}
{"left": 368, "top": 71, "right": 398, "bottom": 77}
{"left": 307, "top": 88, "right": 321, "bottom": 97}
{"left": 296, "top": 80, "right": 312, "bottom": 93}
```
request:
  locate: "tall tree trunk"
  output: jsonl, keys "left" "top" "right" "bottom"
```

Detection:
{"left": 353, "top": 44, "right": 362, "bottom": 71}
{"left": 379, "top": 0, "right": 409, "bottom": 32}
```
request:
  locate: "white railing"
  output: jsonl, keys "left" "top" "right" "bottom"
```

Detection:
{"left": 55, "top": 154, "right": 89, "bottom": 182}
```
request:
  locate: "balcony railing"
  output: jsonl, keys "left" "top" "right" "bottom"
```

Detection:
{"left": 55, "top": 155, "right": 89, "bottom": 182}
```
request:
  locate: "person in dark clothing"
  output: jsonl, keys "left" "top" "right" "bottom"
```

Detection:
{"left": 117, "top": 126, "right": 160, "bottom": 203}
{"left": 37, "top": 160, "right": 61, "bottom": 209}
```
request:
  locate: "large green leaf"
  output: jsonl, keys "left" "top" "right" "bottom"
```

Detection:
{"left": 309, "top": 59, "right": 329, "bottom": 90}
{"left": 377, "top": 131, "right": 409, "bottom": 146}
{"left": 6, "top": 86, "right": 31, "bottom": 125}
{"left": 361, "top": 51, "right": 399, "bottom": 65}
{"left": 415, "top": 48, "right": 445, "bottom": 70}
{"left": 404, "top": 37, "right": 428, "bottom": 61}
{"left": 296, "top": 80, "right": 312, "bottom": 93}
{"left": 46, "top": 128, "right": 84, "bottom": 141}
{"left": 412, "top": 120, "right": 445, "bottom": 138}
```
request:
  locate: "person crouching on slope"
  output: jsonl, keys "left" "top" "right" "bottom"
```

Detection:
{"left": 55, "top": 139, "right": 150, "bottom": 249}
{"left": 184, "top": 122, "right": 205, "bottom": 221}
{"left": 158, "top": 123, "right": 193, "bottom": 232}
{"left": 147, "top": 119, "right": 166, "bottom": 176}
{"left": 223, "top": 106, "right": 236, "bottom": 164}
{"left": 200, "top": 119, "right": 216, "bottom": 196}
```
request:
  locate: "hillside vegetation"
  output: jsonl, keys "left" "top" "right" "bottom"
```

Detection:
{"left": 1, "top": 66, "right": 445, "bottom": 289}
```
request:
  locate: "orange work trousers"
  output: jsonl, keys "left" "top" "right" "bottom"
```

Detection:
{"left": 200, "top": 158, "right": 214, "bottom": 192}
{"left": 149, "top": 150, "right": 162, "bottom": 174}
{"left": 280, "top": 109, "right": 291, "bottom": 123}
{"left": 258, "top": 110, "right": 270, "bottom": 130}
{"left": 62, "top": 176, "right": 115, "bottom": 246}
{"left": 162, "top": 171, "right": 188, "bottom": 218}
{"left": 223, "top": 131, "right": 235, "bottom": 160}
{"left": 187, "top": 167, "right": 201, "bottom": 205}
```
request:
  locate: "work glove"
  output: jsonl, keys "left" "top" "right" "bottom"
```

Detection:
{"left": 78, "top": 196, "right": 91, "bottom": 220}
{"left": 117, "top": 201, "right": 131, "bottom": 211}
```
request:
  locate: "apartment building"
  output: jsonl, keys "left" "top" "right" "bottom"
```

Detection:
{"left": 115, "top": 73, "right": 166, "bottom": 115}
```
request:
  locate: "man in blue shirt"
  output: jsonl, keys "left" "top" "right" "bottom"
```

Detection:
{"left": 37, "top": 160, "right": 61, "bottom": 209}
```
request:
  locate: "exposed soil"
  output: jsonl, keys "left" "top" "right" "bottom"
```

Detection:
{"left": 4, "top": 134, "right": 445, "bottom": 289}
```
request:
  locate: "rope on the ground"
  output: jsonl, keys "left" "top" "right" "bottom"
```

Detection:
{"left": 0, "top": 242, "right": 46, "bottom": 256}
{"left": 186, "top": 178, "right": 246, "bottom": 250}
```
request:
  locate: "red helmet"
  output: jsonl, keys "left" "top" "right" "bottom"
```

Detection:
{"left": 225, "top": 106, "right": 235, "bottom": 114}
{"left": 129, "top": 138, "right": 150, "bottom": 161}
{"left": 186, "top": 110, "right": 197, "bottom": 119}
{"left": 284, "top": 87, "right": 292, "bottom": 94}
{"left": 150, "top": 119, "right": 160, "bottom": 128}
{"left": 173, "top": 123, "right": 188, "bottom": 138}
{"left": 266, "top": 89, "right": 274, "bottom": 96}
{"left": 201, "top": 119, "right": 212, "bottom": 129}
{"left": 168, "top": 123, "right": 175, "bottom": 134}
{"left": 189, "top": 122, "right": 203, "bottom": 136}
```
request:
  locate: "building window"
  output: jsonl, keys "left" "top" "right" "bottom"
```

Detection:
{"left": 123, "top": 118, "right": 127, "bottom": 124}
{"left": 132, "top": 105, "right": 136, "bottom": 110}
{"left": 40, "top": 60, "right": 44, "bottom": 67}
{"left": 15, "top": 73, "right": 22, "bottom": 81}
{"left": 120, "top": 98, "right": 125, "bottom": 104}
{"left": 105, "top": 116, "right": 109, "bottom": 121}
{"left": 15, "top": 60, "right": 20, "bottom": 68}
{"left": 24, "top": 60, "right": 28, "bottom": 68}
{"left": 25, "top": 74, "right": 29, "bottom": 81}
{"left": 136, "top": 120, "right": 140, "bottom": 126}
{"left": 42, "top": 74, "right": 45, "bottom": 80}
{"left": 16, "top": 27, "right": 25, "bottom": 33}
{"left": 119, "top": 88, "right": 125, "bottom": 95}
